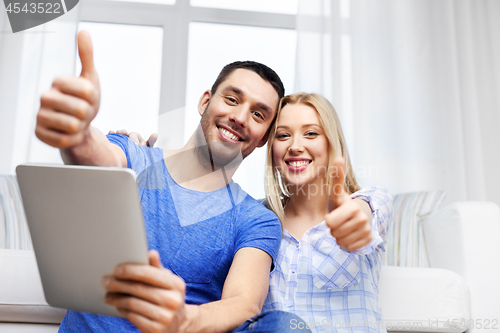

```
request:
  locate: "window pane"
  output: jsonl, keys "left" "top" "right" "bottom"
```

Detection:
{"left": 191, "top": 0, "right": 298, "bottom": 14}
{"left": 185, "top": 22, "right": 297, "bottom": 199}
{"left": 105, "top": 0, "right": 175, "bottom": 4}
{"left": 76, "top": 22, "right": 163, "bottom": 138}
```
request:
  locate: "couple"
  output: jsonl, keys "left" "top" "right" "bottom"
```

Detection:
{"left": 36, "top": 31, "right": 392, "bottom": 333}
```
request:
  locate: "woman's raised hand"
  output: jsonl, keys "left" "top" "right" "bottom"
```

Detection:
{"left": 109, "top": 129, "right": 158, "bottom": 147}
{"left": 325, "top": 158, "right": 373, "bottom": 252}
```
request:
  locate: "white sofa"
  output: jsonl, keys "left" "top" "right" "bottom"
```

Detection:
{"left": 0, "top": 249, "right": 65, "bottom": 332}
{"left": 380, "top": 201, "right": 500, "bottom": 332}
{"left": 1, "top": 176, "right": 499, "bottom": 332}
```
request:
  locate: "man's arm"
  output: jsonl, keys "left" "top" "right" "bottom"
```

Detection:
{"left": 182, "top": 247, "right": 271, "bottom": 332}
{"left": 103, "top": 247, "right": 272, "bottom": 333}
{"left": 35, "top": 30, "right": 126, "bottom": 167}
{"left": 59, "top": 127, "right": 126, "bottom": 167}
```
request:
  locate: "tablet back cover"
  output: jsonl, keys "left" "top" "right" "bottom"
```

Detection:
{"left": 16, "top": 164, "right": 149, "bottom": 317}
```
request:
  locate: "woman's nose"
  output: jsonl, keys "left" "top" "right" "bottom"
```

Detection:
{"left": 288, "top": 138, "right": 305, "bottom": 154}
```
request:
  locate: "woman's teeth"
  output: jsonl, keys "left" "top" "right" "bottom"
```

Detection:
{"left": 288, "top": 160, "right": 310, "bottom": 167}
{"left": 219, "top": 127, "right": 239, "bottom": 141}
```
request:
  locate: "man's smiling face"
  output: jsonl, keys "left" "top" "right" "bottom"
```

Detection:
{"left": 197, "top": 68, "right": 280, "bottom": 167}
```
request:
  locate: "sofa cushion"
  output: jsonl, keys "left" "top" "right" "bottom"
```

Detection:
{"left": 379, "top": 265, "right": 470, "bottom": 332}
{"left": 0, "top": 323, "right": 59, "bottom": 333}
{"left": 0, "top": 249, "right": 66, "bottom": 324}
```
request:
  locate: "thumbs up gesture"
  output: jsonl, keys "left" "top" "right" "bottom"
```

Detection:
{"left": 36, "top": 30, "right": 101, "bottom": 148}
{"left": 325, "top": 158, "right": 373, "bottom": 252}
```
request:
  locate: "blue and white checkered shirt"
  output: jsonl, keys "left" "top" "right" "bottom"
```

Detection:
{"left": 262, "top": 187, "right": 393, "bottom": 333}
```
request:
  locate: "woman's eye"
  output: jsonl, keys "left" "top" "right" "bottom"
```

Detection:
{"left": 276, "top": 133, "right": 289, "bottom": 139}
{"left": 306, "top": 132, "right": 318, "bottom": 137}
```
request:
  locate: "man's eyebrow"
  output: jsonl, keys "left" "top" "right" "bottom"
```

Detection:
{"left": 256, "top": 102, "right": 272, "bottom": 114}
{"left": 222, "top": 85, "right": 243, "bottom": 95}
{"left": 222, "top": 85, "right": 273, "bottom": 114}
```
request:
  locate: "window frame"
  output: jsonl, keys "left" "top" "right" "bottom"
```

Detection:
{"left": 80, "top": 0, "right": 296, "bottom": 148}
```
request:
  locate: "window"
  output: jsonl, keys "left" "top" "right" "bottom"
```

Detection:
{"left": 78, "top": 0, "right": 298, "bottom": 198}
{"left": 190, "top": 0, "right": 298, "bottom": 14}
{"left": 185, "top": 22, "right": 296, "bottom": 198}
{"left": 108, "top": 0, "right": 175, "bottom": 4}
{"left": 76, "top": 22, "right": 163, "bottom": 138}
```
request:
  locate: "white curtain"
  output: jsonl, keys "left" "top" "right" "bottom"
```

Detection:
{"left": 295, "top": 0, "right": 500, "bottom": 207}
{"left": 0, "top": 5, "right": 80, "bottom": 174}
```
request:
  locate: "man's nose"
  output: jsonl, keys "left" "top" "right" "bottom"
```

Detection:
{"left": 229, "top": 105, "right": 249, "bottom": 128}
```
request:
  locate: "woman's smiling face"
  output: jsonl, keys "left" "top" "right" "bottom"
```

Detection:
{"left": 272, "top": 103, "right": 330, "bottom": 190}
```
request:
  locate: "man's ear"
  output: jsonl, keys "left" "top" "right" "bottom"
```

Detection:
{"left": 258, "top": 116, "right": 277, "bottom": 148}
{"left": 198, "top": 90, "right": 212, "bottom": 116}
{"left": 257, "top": 131, "right": 270, "bottom": 148}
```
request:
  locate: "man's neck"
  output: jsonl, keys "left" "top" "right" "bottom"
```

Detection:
{"left": 162, "top": 133, "right": 240, "bottom": 193}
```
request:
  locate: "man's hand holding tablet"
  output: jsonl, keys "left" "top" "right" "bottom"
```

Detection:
{"left": 103, "top": 250, "right": 187, "bottom": 332}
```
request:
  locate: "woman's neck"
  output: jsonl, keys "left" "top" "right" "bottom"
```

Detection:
{"left": 283, "top": 182, "right": 330, "bottom": 239}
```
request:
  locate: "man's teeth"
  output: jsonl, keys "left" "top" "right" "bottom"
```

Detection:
{"left": 219, "top": 127, "right": 239, "bottom": 141}
{"left": 289, "top": 160, "right": 310, "bottom": 167}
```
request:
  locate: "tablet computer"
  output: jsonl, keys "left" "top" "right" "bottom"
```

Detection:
{"left": 16, "top": 164, "right": 149, "bottom": 317}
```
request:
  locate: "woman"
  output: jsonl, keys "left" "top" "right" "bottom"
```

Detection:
{"left": 262, "top": 93, "right": 392, "bottom": 333}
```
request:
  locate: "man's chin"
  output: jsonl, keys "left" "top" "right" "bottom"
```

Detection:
{"left": 208, "top": 141, "right": 243, "bottom": 169}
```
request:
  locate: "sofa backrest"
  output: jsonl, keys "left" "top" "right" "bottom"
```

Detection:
{"left": 384, "top": 190, "right": 446, "bottom": 267}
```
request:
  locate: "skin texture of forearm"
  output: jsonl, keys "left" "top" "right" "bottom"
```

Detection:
{"left": 60, "top": 126, "right": 126, "bottom": 167}
{"left": 181, "top": 296, "right": 261, "bottom": 333}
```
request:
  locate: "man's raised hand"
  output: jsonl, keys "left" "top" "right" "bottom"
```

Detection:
{"left": 325, "top": 157, "right": 373, "bottom": 252}
{"left": 36, "top": 30, "right": 101, "bottom": 148}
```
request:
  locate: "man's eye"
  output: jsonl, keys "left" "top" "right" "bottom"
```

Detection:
{"left": 252, "top": 111, "right": 264, "bottom": 120}
{"left": 226, "top": 97, "right": 237, "bottom": 104}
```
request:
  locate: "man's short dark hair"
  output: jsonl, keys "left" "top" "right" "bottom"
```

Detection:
{"left": 211, "top": 61, "right": 285, "bottom": 101}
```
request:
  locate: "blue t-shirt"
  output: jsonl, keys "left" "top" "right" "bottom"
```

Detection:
{"left": 59, "top": 134, "right": 281, "bottom": 332}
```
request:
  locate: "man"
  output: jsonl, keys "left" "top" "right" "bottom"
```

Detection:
{"left": 35, "top": 31, "right": 310, "bottom": 332}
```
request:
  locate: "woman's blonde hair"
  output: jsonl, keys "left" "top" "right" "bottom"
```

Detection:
{"left": 264, "top": 93, "right": 360, "bottom": 223}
